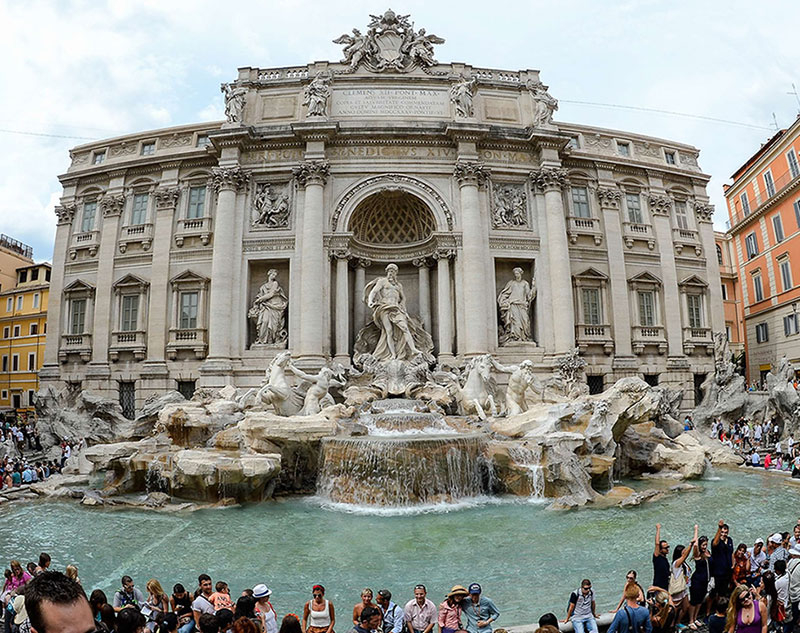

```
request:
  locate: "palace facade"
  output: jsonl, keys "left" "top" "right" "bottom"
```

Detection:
{"left": 41, "top": 11, "right": 723, "bottom": 414}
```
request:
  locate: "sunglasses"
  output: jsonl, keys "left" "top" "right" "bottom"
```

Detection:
{"left": 626, "top": 577, "right": 636, "bottom": 581}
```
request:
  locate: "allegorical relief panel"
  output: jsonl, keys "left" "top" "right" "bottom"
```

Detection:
{"left": 251, "top": 182, "right": 291, "bottom": 229}
{"left": 491, "top": 183, "right": 528, "bottom": 228}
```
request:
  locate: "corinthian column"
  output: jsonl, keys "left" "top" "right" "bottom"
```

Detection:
{"left": 696, "top": 203, "right": 724, "bottom": 333}
{"left": 293, "top": 160, "right": 330, "bottom": 363}
{"left": 332, "top": 250, "right": 350, "bottom": 364}
{"left": 147, "top": 187, "right": 180, "bottom": 363}
{"left": 530, "top": 167, "right": 574, "bottom": 354}
{"left": 454, "top": 160, "right": 490, "bottom": 355}
{"left": 414, "top": 258, "right": 432, "bottom": 332}
{"left": 92, "top": 193, "right": 126, "bottom": 364}
{"left": 207, "top": 166, "right": 248, "bottom": 364}
{"left": 434, "top": 248, "right": 454, "bottom": 360}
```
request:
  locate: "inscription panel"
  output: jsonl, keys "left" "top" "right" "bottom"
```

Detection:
{"left": 332, "top": 88, "right": 449, "bottom": 118}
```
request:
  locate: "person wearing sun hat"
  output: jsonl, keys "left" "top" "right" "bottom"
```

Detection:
{"left": 458, "top": 584, "right": 499, "bottom": 633}
{"left": 254, "top": 585, "right": 278, "bottom": 633}
{"left": 438, "top": 586, "right": 467, "bottom": 633}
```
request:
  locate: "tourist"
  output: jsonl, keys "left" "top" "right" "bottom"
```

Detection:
{"left": 404, "top": 585, "right": 436, "bottom": 633}
{"left": 198, "top": 614, "right": 219, "bottom": 633}
{"left": 790, "top": 526, "right": 800, "bottom": 549}
{"left": 458, "top": 584, "right": 499, "bottom": 633}
{"left": 253, "top": 585, "right": 277, "bottom": 633}
{"left": 374, "top": 589, "right": 401, "bottom": 633}
{"left": 171, "top": 584, "right": 195, "bottom": 633}
{"left": 764, "top": 453, "right": 773, "bottom": 470}
{"left": 64, "top": 566, "right": 79, "bottom": 586}
{"left": 647, "top": 590, "right": 675, "bottom": 633}
{"left": 774, "top": 560, "right": 790, "bottom": 633}
{"left": 750, "top": 450, "right": 760, "bottom": 468}
{"left": 303, "top": 585, "right": 335, "bottom": 633}
{"left": 607, "top": 583, "right": 651, "bottom": 633}
{"left": 562, "top": 579, "right": 597, "bottom": 633}
{"left": 759, "top": 571, "right": 780, "bottom": 630}
{"left": 786, "top": 546, "right": 800, "bottom": 623}
{"left": 653, "top": 525, "right": 671, "bottom": 592}
{"left": 353, "top": 590, "right": 377, "bottom": 628}
{"left": 687, "top": 535, "right": 711, "bottom": 629}
{"left": 278, "top": 615, "right": 302, "bottom": 633}
{"left": 707, "top": 597, "right": 728, "bottom": 633}
{"left": 668, "top": 527, "right": 696, "bottom": 626}
{"left": 351, "top": 607, "right": 381, "bottom": 633}
{"left": 711, "top": 520, "right": 734, "bottom": 596}
{"left": 233, "top": 596, "right": 261, "bottom": 632}
{"left": 733, "top": 544, "right": 752, "bottom": 587}
{"left": 33, "top": 556, "right": 50, "bottom": 577}
{"left": 232, "top": 617, "right": 259, "bottom": 633}
{"left": 724, "top": 585, "right": 766, "bottom": 633}
{"left": 89, "top": 590, "right": 108, "bottom": 623}
{"left": 193, "top": 576, "right": 216, "bottom": 628}
{"left": 99, "top": 604, "right": 117, "bottom": 633}
{"left": 615, "top": 571, "right": 645, "bottom": 611}
{"left": 537, "top": 614, "right": 559, "bottom": 629}
{"left": 437, "top": 586, "right": 468, "bottom": 633}
{"left": 217, "top": 610, "right": 234, "bottom": 633}
{"left": 748, "top": 539, "right": 767, "bottom": 587}
{"left": 144, "top": 580, "right": 170, "bottom": 631}
{"left": 22, "top": 571, "right": 94, "bottom": 633}
{"left": 115, "top": 576, "right": 145, "bottom": 612}
{"left": 767, "top": 534, "right": 789, "bottom": 572}
{"left": 210, "top": 583, "right": 235, "bottom": 614}
{"left": 118, "top": 608, "right": 148, "bottom": 633}
{"left": 160, "top": 614, "right": 180, "bottom": 633}
{"left": 6, "top": 561, "right": 31, "bottom": 598}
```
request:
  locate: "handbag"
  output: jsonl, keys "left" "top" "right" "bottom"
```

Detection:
{"left": 668, "top": 565, "right": 688, "bottom": 595}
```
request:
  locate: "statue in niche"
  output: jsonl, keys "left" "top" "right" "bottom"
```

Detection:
{"left": 527, "top": 80, "right": 558, "bottom": 127}
{"left": 221, "top": 83, "right": 247, "bottom": 124}
{"left": 303, "top": 72, "right": 332, "bottom": 117}
{"left": 252, "top": 183, "right": 290, "bottom": 228}
{"left": 449, "top": 75, "right": 477, "bottom": 118}
{"left": 497, "top": 267, "right": 536, "bottom": 344}
{"left": 248, "top": 269, "right": 288, "bottom": 345}
{"left": 288, "top": 363, "right": 345, "bottom": 416}
{"left": 354, "top": 263, "right": 434, "bottom": 362}
{"left": 492, "top": 184, "right": 528, "bottom": 228}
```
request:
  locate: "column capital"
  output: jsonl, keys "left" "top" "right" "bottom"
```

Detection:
{"left": 596, "top": 186, "right": 622, "bottom": 209}
{"left": 694, "top": 203, "right": 715, "bottom": 223}
{"left": 329, "top": 248, "right": 350, "bottom": 260}
{"left": 648, "top": 194, "right": 672, "bottom": 216}
{"left": 355, "top": 257, "right": 372, "bottom": 269}
{"left": 212, "top": 166, "right": 249, "bottom": 193}
{"left": 433, "top": 248, "right": 455, "bottom": 260}
{"left": 154, "top": 186, "right": 181, "bottom": 211}
{"left": 453, "top": 160, "right": 489, "bottom": 187}
{"left": 412, "top": 257, "right": 430, "bottom": 268}
{"left": 54, "top": 204, "right": 77, "bottom": 225}
{"left": 100, "top": 193, "right": 126, "bottom": 217}
{"left": 293, "top": 160, "right": 330, "bottom": 187}
{"left": 529, "top": 167, "right": 568, "bottom": 192}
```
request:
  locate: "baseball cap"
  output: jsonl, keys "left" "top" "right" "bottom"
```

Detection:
{"left": 755, "top": 538, "right": 764, "bottom": 545}
{"left": 468, "top": 583, "right": 481, "bottom": 595}
{"left": 769, "top": 533, "right": 782, "bottom": 544}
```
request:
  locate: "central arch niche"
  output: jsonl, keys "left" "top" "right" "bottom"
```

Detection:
{"left": 348, "top": 191, "right": 436, "bottom": 245}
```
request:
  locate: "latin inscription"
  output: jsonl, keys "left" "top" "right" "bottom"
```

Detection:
{"left": 332, "top": 88, "right": 449, "bottom": 118}
{"left": 328, "top": 146, "right": 455, "bottom": 159}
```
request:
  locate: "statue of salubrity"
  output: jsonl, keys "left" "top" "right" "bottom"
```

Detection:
{"left": 249, "top": 269, "right": 288, "bottom": 346}
{"left": 497, "top": 267, "right": 536, "bottom": 345}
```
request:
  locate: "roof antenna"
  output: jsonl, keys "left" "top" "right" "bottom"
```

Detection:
{"left": 789, "top": 83, "right": 800, "bottom": 115}
{"left": 771, "top": 112, "right": 779, "bottom": 132}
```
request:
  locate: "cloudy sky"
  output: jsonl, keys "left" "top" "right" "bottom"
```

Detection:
{"left": 1, "top": 0, "right": 799, "bottom": 262}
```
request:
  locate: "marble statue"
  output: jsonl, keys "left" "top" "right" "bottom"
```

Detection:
{"left": 333, "top": 29, "right": 372, "bottom": 70}
{"left": 450, "top": 75, "right": 477, "bottom": 118}
{"left": 497, "top": 268, "right": 536, "bottom": 344}
{"left": 221, "top": 83, "right": 247, "bottom": 124}
{"left": 492, "top": 184, "right": 528, "bottom": 228}
{"left": 288, "top": 363, "right": 345, "bottom": 416}
{"left": 248, "top": 269, "right": 288, "bottom": 345}
{"left": 252, "top": 183, "right": 290, "bottom": 228}
{"left": 254, "top": 351, "right": 294, "bottom": 415}
{"left": 491, "top": 358, "right": 536, "bottom": 416}
{"left": 557, "top": 348, "right": 587, "bottom": 397}
{"left": 406, "top": 28, "right": 444, "bottom": 67}
{"left": 303, "top": 72, "right": 331, "bottom": 117}
{"left": 527, "top": 80, "right": 558, "bottom": 127}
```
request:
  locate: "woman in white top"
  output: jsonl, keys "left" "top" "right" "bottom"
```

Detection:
{"left": 669, "top": 525, "right": 698, "bottom": 627}
{"left": 303, "top": 585, "right": 335, "bottom": 633}
{"left": 254, "top": 584, "right": 278, "bottom": 633}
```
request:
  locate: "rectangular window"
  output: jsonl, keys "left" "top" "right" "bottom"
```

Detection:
{"left": 32, "top": 293, "right": 39, "bottom": 309}
{"left": 29, "top": 323, "right": 38, "bottom": 335}
{"left": 27, "top": 390, "right": 34, "bottom": 406}
{"left": 196, "top": 134, "right": 211, "bottom": 147}
{"left": 687, "top": 294, "right": 703, "bottom": 328}
{"left": 773, "top": 214, "right": 785, "bottom": 242}
{"left": 131, "top": 193, "right": 149, "bottom": 225}
{"left": 18, "top": 270, "right": 27, "bottom": 284}
{"left": 784, "top": 314, "right": 799, "bottom": 337}
{"left": 141, "top": 142, "right": 156, "bottom": 156}
{"left": 177, "top": 380, "right": 196, "bottom": 400}
{"left": 753, "top": 274, "right": 764, "bottom": 302}
{"left": 179, "top": 291, "right": 198, "bottom": 329}
{"left": 745, "top": 232, "right": 759, "bottom": 259}
{"left": 581, "top": 288, "right": 601, "bottom": 325}
{"left": 756, "top": 322, "right": 769, "bottom": 343}
{"left": 638, "top": 291, "right": 655, "bottom": 327}
{"left": 795, "top": 200, "right": 800, "bottom": 228}
{"left": 674, "top": 201, "right": 689, "bottom": 230}
{"left": 665, "top": 151, "right": 676, "bottom": 165}
{"left": 0, "top": 391, "right": 6, "bottom": 400}
{"left": 12, "top": 325, "right": 20, "bottom": 337}
{"left": 6, "top": 297, "right": 12, "bottom": 312}
{"left": 2, "top": 327, "right": 7, "bottom": 338}
{"left": 30, "top": 268, "right": 38, "bottom": 281}
{"left": 617, "top": 141, "right": 630, "bottom": 157}
{"left": 764, "top": 171, "right": 776, "bottom": 197}
{"left": 70, "top": 299, "right": 86, "bottom": 334}
{"left": 1, "top": 356, "right": 6, "bottom": 372}
{"left": 187, "top": 186, "right": 206, "bottom": 219}
{"left": 780, "top": 258, "right": 793, "bottom": 292}
{"left": 726, "top": 324, "right": 732, "bottom": 341}
{"left": 721, "top": 284, "right": 728, "bottom": 301}
{"left": 92, "top": 151, "right": 105, "bottom": 165}
{"left": 571, "top": 186, "right": 590, "bottom": 218}
{"left": 121, "top": 295, "right": 139, "bottom": 331}
{"left": 741, "top": 192, "right": 751, "bottom": 216}
{"left": 81, "top": 201, "right": 97, "bottom": 232}
{"left": 119, "top": 381, "right": 136, "bottom": 420}
{"left": 789, "top": 149, "right": 800, "bottom": 179}
{"left": 27, "top": 353, "right": 35, "bottom": 371}
{"left": 16, "top": 296, "right": 23, "bottom": 311}
{"left": 11, "top": 355, "right": 18, "bottom": 372}
{"left": 567, "top": 136, "right": 580, "bottom": 149}
{"left": 626, "top": 193, "right": 643, "bottom": 224}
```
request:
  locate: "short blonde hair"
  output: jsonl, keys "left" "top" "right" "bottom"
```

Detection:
{"left": 65, "top": 565, "right": 78, "bottom": 581}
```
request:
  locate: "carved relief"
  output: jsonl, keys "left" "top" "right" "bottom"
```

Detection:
{"left": 212, "top": 166, "right": 249, "bottom": 192}
{"left": 109, "top": 142, "right": 137, "bottom": 157}
{"left": 596, "top": 187, "right": 622, "bottom": 209}
{"left": 100, "top": 194, "right": 125, "bottom": 217}
{"left": 529, "top": 167, "right": 568, "bottom": 192}
{"left": 303, "top": 72, "right": 332, "bottom": 117}
{"left": 695, "top": 203, "right": 714, "bottom": 222}
{"left": 54, "top": 205, "right": 77, "bottom": 225}
{"left": 491, "top": 183, "right": 528, "bottom": 228}
{"left": 160, "top": 133, "right": 192, "bottom": 148}
{"left": 154, "top": 187, "right": 181, "bottom": 211}
{"left": 221, "top": 83, "right": 247, "bottom": 124}
{"left": 453, "top": 160, "right": 489, "bottom": 187}
{"left": 633, "top": 141, "right": 660, "bottom": 158}
{"left": 648, "top": 194, "right": 672, "bottom": 216}
{"left": 70, "top": 152, "right": 89, "bottom": 166}
{"left": 293, "top": 160, "right": 330, "bottom": 187}
{"left": 450, "top": 75, "right": 477, "bottom": 118}
{"left": 526, "top": 80, "right": 558, "bottom": 127}
{"left": 252, "top": 183, "right": 291, "bottom": 228}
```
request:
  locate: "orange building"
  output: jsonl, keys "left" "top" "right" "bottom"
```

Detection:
{"left": 725, "top": 115, "right": 800, "bottom": 384}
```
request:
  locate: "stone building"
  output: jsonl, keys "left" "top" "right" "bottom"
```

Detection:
{"left": 41, "top": 11, "right": 722, "bottom": 414}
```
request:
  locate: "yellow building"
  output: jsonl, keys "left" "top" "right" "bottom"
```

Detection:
{"left": 0, "top": 262, "right": 50, "bottom": 420}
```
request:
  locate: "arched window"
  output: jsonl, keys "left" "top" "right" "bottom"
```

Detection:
{"left": 716, "top": 244, "right": 723, "bottom": 266}
{"left": 349, "top": 191, "right": 435, "bottom": 244}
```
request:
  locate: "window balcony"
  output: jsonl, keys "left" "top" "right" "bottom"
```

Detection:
{"left": 567, "top": 216, "right": 603, "bottom": 246}
{"left": 69, "top": 230, "right": 100, "bottom": 259}
{"left": 672, "top": 228, "right": 701, "bottom": 256}
{"left": 575, "top": 323, "right": 613, "bottom": 354}
{"left": 110, "top": 330, "right": 147, "bottom": 361}
{"left": 631, "top": 325, "right": 667, "bottom": 355}
{"left": 119, "top": 223, "right": 154, "bottom": 253}
{"left": 166, "top": 328, "right": 207, "bottom": 360}
{"left": 622, "top": 222, "right": 655, "bottom": 250}
{"left": 174, "top": 216, "right": 213, "bottom": 247}
{"left": 683, "top": 326, "right": 713, "bottom": 355}
{"left": 59, "top": 333, "right": 92, "bottom": 363}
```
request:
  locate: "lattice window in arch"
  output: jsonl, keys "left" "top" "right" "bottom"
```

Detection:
{"left": 349, "top": 191, "right": 435, "bottom": 244}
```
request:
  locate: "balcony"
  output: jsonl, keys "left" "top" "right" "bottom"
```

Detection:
{"left": 622, "top": 222, "right": 655, "bottom": 250}
{"left": 110, "top": 330, "right": 146, "bottom": 361}
{"left": 683, "top": 326, "right": 713, "bottom": 355}
{"left": 631, "top": 325, "right": 667, "bottom": 355}
{"left": 59, "top": 333, "right": 92, "bottom": 363}
{"left": 672, "top": 227, "right": 701, "bottom": 256}
{"left": 175, "top": 216, "right": 213, "bottom": 247}
{"left": 167, "top": 328, "right": 207, "bottom": 360}
{"left": 119, "top": 223, "right": 154, "bottom": 253}
{"left": 575, "top": 323, "right": 613, "bottom": 354}
{"left": 567, "top": 216, "right": 603, "bottom": 246}
{"left": 69, "top": 230, "right": 100, "bottom": 259}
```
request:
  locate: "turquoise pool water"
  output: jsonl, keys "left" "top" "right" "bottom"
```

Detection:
{"left": 0, "top": 470, "right": 795, "bottom": 626}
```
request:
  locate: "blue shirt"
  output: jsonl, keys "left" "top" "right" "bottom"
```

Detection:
{"left": 607, "top": 605, "right": 652, "bottom": 633}
{"left": 22, "top": 469, "right": 33, "bottom": 483}
{"left": 380, "top": 602, "right": 404, "bottom": 633}
{"left": 458, "top": 597, "right": 499, "bottom": 633}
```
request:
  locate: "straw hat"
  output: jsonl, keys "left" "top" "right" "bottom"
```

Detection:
{"left": 447, "top": 585, "right": 469, "bottom": 599}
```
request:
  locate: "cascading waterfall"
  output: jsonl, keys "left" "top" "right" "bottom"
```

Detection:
{"left": 508, "top": 445, "right": 546, "bottom": 500}
{"left": 145, "top": 460, "right": 169, "bottom": 494}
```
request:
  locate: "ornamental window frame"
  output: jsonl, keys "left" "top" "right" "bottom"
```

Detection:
{"left": 628, "top": 272, "right": 663, "bottom": 328}
{"left": 572, "top": 268, "right": 610, "bottom": 328}
{"left": 678, "top": 275, "right": 710, "bottom": 331}
{"left": 778, "top": 254, "right": 793, "bottom": 293}
{"left": 745, "top": 232, "right": 759, "bottom": 259}
{"left": 62, "top": 279, "right": 95, "bottom": 336}
{"left": 615, "top": 139, "right": 632, "bottom": 157}
{"left": 169, "top": 270, "right": 209, "bottom": 333}
{"left": 764, "top": 169, "right": 776, "bottom": 197}
{"left": 112, "top": 274, "right": 149, "bottom": 335}
{"left": 567, "top": 173, "right": 594, "bottom": 219}
{"left": 788, "top": 149, "right": 800, "bottom": 179}
{"left": 773, "top": 213, "right": 785, "bottom": 243}
{"left": 125, "top": 178, "right": 157, "bottom": 228}
{"left": 179, "top": 171, "right": 214, "bottom": 220}
{"left": 752, "top": 270, "right": 764, "bottom": 303}
{"left": 140, "top": 140, "right": 156, "bottom": 156}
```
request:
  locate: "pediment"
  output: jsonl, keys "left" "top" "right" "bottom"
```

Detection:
{"left": 113, "top": 273, "right": 149, "bottom": 289}
{"left": 63, "top": 279, "right": 95, "bottom": 294}
{"left": 574, "top": 267, "right": 608, "bottom": 281}
{"left": 628, "top": 271, "right": 662, "bottom": 286}
{"left": 170, "top": 269, "right": 209, "bottom": 288}
{"left": 679, "top": 274, "right": 708, "bottom": 289}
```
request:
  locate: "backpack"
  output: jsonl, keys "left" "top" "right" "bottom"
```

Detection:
{"left": 623, "top": 607, "right": 647, "bottom": 633}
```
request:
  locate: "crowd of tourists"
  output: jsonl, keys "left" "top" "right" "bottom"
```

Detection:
{"left": 4, "top": 516, "right": 800, "bottom": 633}
{"left": 707, "top": 417, "right": 800, "bottom": 476}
